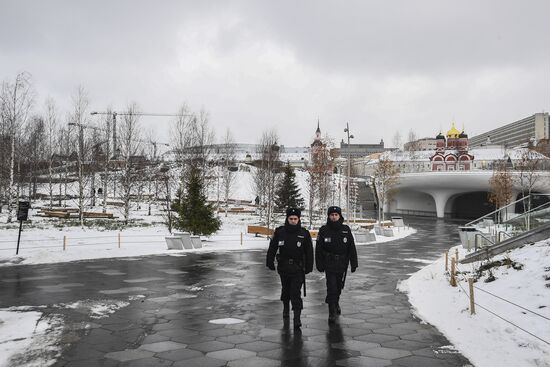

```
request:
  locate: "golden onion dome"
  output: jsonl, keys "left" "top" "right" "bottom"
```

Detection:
{"left": 446, "top": 123, "right": 461, "bottom": 139}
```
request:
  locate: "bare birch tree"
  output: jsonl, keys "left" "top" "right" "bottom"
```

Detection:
{"left": 69, "top": 86, "right": 90, "bottom": 226}
{"left": 254, "top": 130, "right": 280, "bottom": 229}
{"left": 221, "top": 129, "right": 236, "bottom": 216}
{"left": 118, "top": 102, "right": 142, "bottom": 225}
{"left": 44, "top": 98, "right": 58, "bottom": 208}
{"left": 170, "top": 103, "right": 194, "bottom": 197}
{"left": 488, "top": 159, "right": 513, "bottom": 223}
{"left": 373, "top": 157, "right": 400, "bottom": 223}
{"left": 515, "top": 147, "right": 543, "bottom": 230}
{"left": 0, "top": 72, "right": 34, "bottom": 223}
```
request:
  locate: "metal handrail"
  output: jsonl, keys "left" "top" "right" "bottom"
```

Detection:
{"left": 465, "top": 193, "right": 550, "bottom": 227}
{"left": 497, "top": 231, "right": 513, "bottom": 243}
{"left": 474, "top": 232, "right": 495, "bottom": 251}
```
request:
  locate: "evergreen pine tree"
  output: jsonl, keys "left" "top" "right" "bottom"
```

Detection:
{"left": 275, "top": 162, "right": 305, "bottom": 211}
{"left": 172, "top": 165, "right": 221, "bottom": 235}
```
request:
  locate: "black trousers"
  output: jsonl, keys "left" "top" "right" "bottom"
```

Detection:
{"left": 279, "top": 273, "right": 304, "bottom": 310}
{"left": 325, "top": 271, "right": 344, "bottom": 304}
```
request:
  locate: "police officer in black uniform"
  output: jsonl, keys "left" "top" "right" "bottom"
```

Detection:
{"left": 266, "top": 208, "right": 314, "bottom": 328}
{"left": 315, "top": 206, "right": 358, "bottom": 323}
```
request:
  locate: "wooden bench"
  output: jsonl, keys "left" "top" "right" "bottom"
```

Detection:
{"left": 41, "top": 210, "right": 71, "bottom": 218}
{"left": 219, "top": 208, "right": 256, "bottom": 214}
{"left": 247, "top": 225, "right": 274, "bottom": 236}
{"left": 38, "top": 207, "right": 80, "bottom": 213}
{"left": 246, "top": 225, "right": 318, "bottom": 239}
{"left": 83, "top": 212, "right": 114, "bottom": 219}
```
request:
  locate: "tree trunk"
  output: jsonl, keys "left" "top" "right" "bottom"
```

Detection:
{"left": 6, "top": 136, "right": 15, "bottom": 223}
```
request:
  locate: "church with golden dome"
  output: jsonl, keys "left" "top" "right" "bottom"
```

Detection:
{"left": 430, "top": 123, "right": 474, "bottom": 171}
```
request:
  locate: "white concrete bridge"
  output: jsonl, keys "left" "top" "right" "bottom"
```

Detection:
{"left": 383, "top": 171, "right": 550, "bottom": 218}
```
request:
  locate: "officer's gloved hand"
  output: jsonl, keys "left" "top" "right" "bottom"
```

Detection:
{"left": 351, "top": 266, "right": 357, "bottom": 273}
{"left": 305, "top": 270, "right": 311, "bottom": 275}
{"left": 267, "top": 263, "right": 276, "bottom": 271}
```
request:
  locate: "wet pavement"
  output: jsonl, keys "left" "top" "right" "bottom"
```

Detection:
{"left": 0, "top": 217, "right": 473, "bottom": 367}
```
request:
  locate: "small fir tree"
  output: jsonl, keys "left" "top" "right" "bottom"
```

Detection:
{"left": 275, "top": 162, "right": 305, "bottom": 211}
{"left": 172, "top": 166, "right": 221, "bottom": 235}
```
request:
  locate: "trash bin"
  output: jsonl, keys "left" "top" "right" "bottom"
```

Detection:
{"left": 190, "top": 235, "right": 202, "bottom": 249}
{"left": 391, "top": 216, "right": 405, "bottom": 227}
{"left": 458, "top": 226, "right": 478, "bottom": 250}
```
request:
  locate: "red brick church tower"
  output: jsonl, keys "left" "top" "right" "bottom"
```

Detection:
{"left": 430, "top": 123, "right": 474, "bottom": 171}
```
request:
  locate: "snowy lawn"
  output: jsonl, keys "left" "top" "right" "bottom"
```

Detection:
{"left": 0, "top": 211, "right": 415, "bottom": 266}
{"left": 399, "top": 240, "right": 550, "bottom": 367}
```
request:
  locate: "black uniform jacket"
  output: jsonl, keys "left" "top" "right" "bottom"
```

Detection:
{"left": 266, "top": 224, "right": 314, "bottom": 275}
{"left": 315, "top": 222, "right": 358, "bottom": 273}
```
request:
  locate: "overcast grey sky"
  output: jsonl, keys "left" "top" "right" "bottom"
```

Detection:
{"left": 1, "top": 0, "right": 549, "bottom": 147}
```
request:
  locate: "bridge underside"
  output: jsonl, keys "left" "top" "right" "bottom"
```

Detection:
{"left": 390, "top": 190, "right": 497, "bottom": 219}
{"left": 383, "top": 172, "right": 550, "bottom": 219}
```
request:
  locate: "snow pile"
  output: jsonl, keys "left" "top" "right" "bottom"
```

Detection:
{"left": 59, "top": 299, "right": 130, "bottom": 319}
{"left": 0, "top": 308, "right": 63, "bottom": 367}
{"left": 399, "top": 240, "right": 550, "bottom": 367}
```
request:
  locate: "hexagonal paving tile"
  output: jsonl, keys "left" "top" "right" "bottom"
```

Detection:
{"left": 335, "top": 356, "right": 392, "bottom": 367}
{"left": 188, "top": 340, "right": 235, "bottom": 353}
{"left": 206, "top": 348, "right": 256, "bottom": 361}
{"left": 104, "top": 349, "right": 154, "bottom": 362}
{"left": 156, "top": 348, "right": 204, "bottom": 361}
{"left": 138, "top": 341, "right": 187, "bottom": 352}
{"left": 361, "top": 346, "right": 412, "bottom": 359}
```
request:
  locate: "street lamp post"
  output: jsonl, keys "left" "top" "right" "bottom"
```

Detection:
{"left": 344, "top": 123, "right": 354, "bottom": 222}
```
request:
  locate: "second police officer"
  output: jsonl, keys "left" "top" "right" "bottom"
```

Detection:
{"left": 315, "top": 206, "right": 358, "bottom": 323}
{"left": 266, "top": 208, "right": 314, "bottom": 329}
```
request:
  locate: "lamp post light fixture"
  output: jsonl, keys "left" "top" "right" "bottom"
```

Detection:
{"left": 344, "top": 123, "right": 354, "bottom": 221}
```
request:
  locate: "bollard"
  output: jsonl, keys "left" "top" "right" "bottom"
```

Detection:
{"left": 450, "top": 258, "right": 457, "bottom": 287}
{"left": 63, "top": 235, "right": 67, "bottom": 251}
{"left": 444, "top": 251, "right": 448, "bottom": 272}
{"left": 468, "top": 278, "right": 476, "bottom": 315}
{"left": 240, "top": 232, "right": 243, "bottom": 246}
{"left": 118, "top": 232, "right": 121, "bottom": 248}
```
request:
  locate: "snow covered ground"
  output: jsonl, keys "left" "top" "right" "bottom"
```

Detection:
{"left": 0, "top": 168, "right": 415, "bottom": 366}
{"left": 399, "top": 239, "right": 550, "bottom": 367}
{"left": 0, "top": 298, "right": 138, "bottom": 367}
{"left": 0, "top": 213, "right": 414, "bottom": 266}
{"left": 0, "top": 307, "right": 63, "bottom": 367}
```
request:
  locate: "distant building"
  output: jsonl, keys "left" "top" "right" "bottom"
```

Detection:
{"left": 469, "top": 112, "right": 550, "bottom": 148}
{"left": 337, "top": 138, "right": 390, "bottom": 158}
{"left": 310, "top": 122, "right": 333, "bottom": 173}
{"left": 404, "top": 137, "right": 437, "bottom": 151}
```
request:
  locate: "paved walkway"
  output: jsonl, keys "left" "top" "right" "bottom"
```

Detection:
{"left": 0, "top": 218, "right": 472, "bottom": 367}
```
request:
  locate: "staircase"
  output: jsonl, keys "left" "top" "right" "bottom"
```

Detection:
{"left": 356, "top": 180, "right": 376, "bottom": 211}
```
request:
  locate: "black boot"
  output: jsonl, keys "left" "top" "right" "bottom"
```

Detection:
{"left": 328, "top": 304, "right": 337, "bottom": 324}
{"left": 336, "top": 302, "right": 341, "bottom": 315}
{"left": 293, "top": 309, "right": 302, "bottom": 329}
{"left": 283, "top": 302, "right": 290, "bottom": 319}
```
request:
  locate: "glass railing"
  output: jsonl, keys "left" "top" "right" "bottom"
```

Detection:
{"left": 461, "top": 194, "right": 550, "bottom": 251}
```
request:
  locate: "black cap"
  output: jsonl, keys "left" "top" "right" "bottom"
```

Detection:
{"left": 286, "top": 207, "right": 301, "bottom": 218}
{"left": 327, "top": 206, "right": 342, "bottom": 216}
